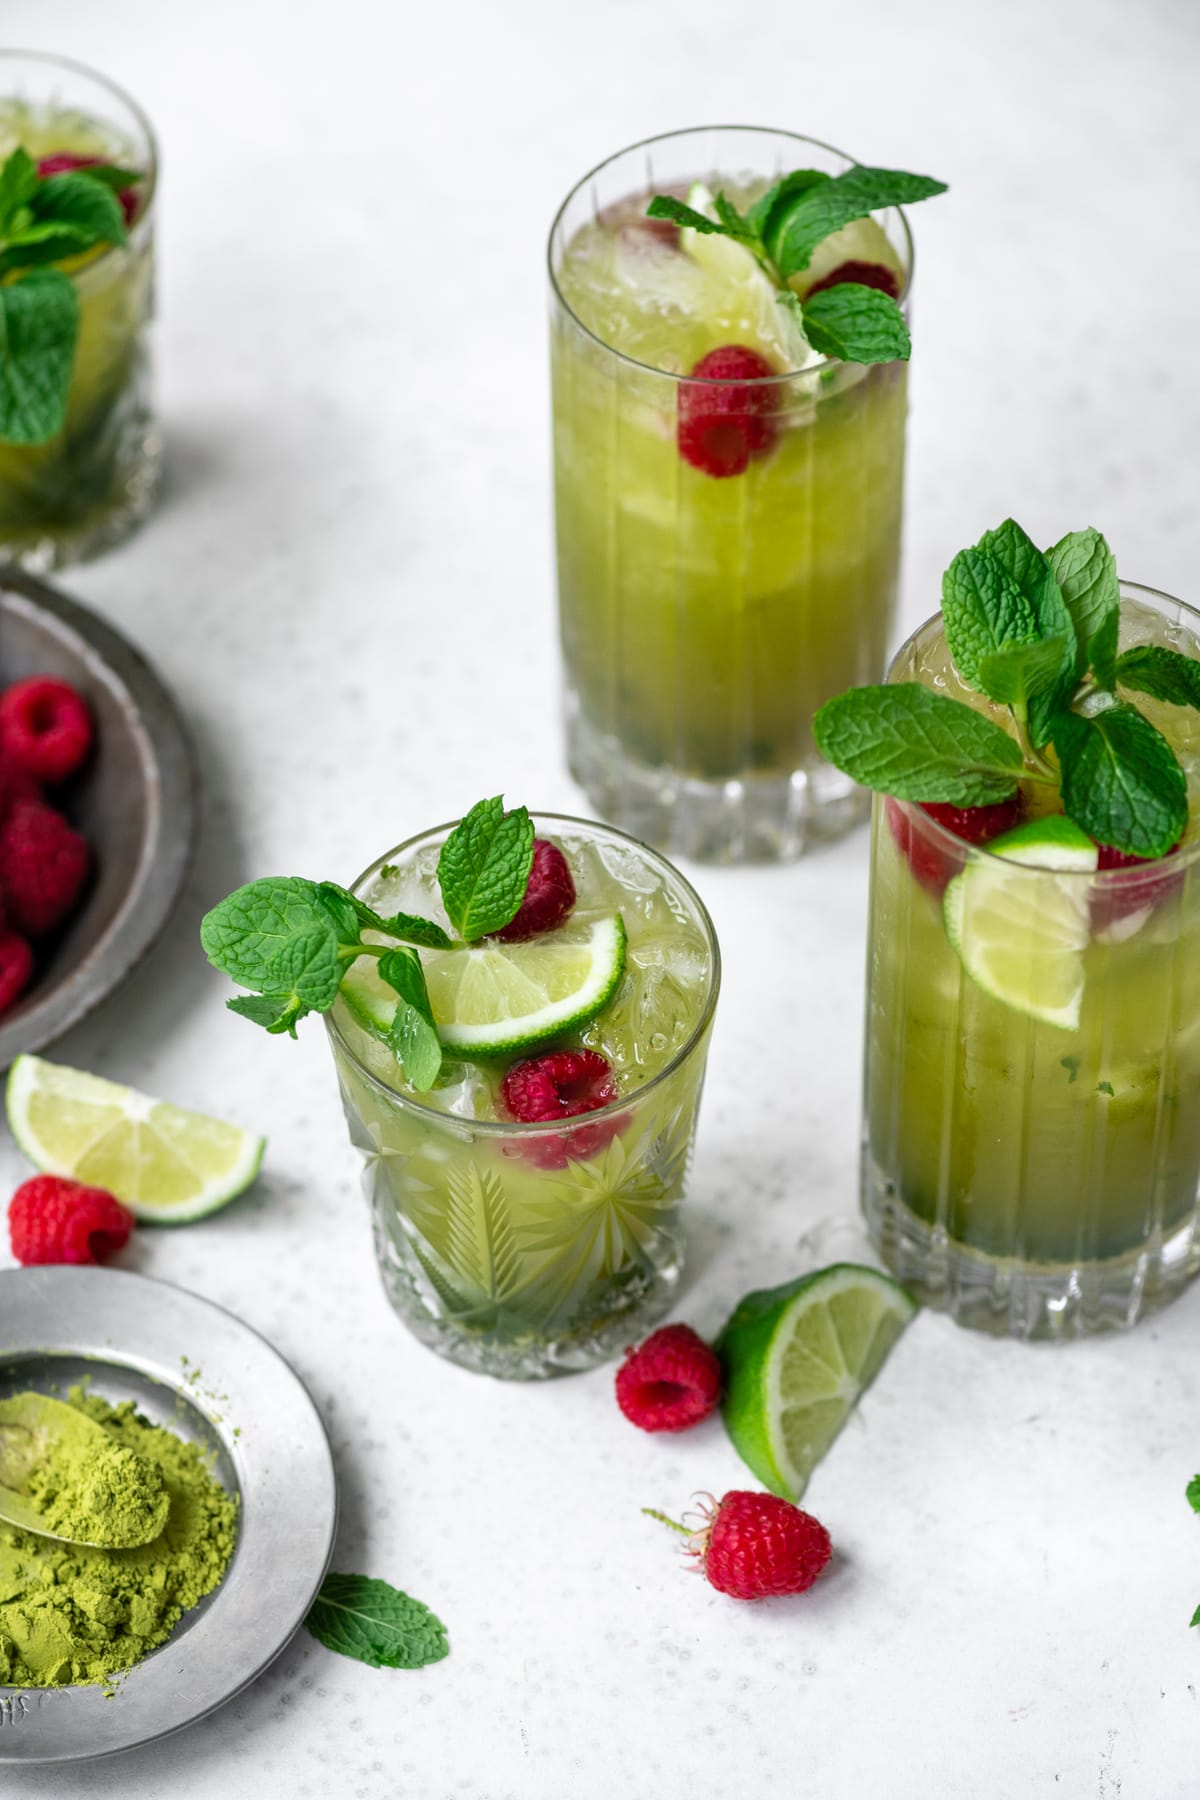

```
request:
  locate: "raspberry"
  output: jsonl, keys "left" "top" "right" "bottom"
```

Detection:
{"left": 0, "top": 928, "right": 32, "bottom": 1016}
{"left": 0, "top": 752, "right": 40, "bottom": 820}
{"left": 615, "top": 1324, "right": 722, "bottom": 1432}
{"left": 500, "top": 1049, "right": 619, "bottom": 1169}
{"left": 886, "top": 794, "right": 1023, "bottom": 896}
{"left": 649, "top": 1490, "right": 832, "bottom": 1601}
{"left": 0, "top": 676, "right": 93, "bottom": 784}
{"left": 8, "top": 1175, "right": 133, "bottom": 1267}
{"left": 1092, "top": 840, "right": 1183, "bottom": 934}
{"left": 497, "top": 839, "right": 576, "bottom": 942}
{"left": 0, "top": 799, "right": 89, "bottom": 936}
{"left": 677, "top": 345, "right": 778, "bottom": 478}
{"left": 805, "top": 260, "right": 902, "bottom": 301}
{"left": 36, "top": 153, "right": 140, "bottom": 226}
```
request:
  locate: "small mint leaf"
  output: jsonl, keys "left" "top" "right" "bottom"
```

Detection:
{"left": 0, "top": 221, "right": 95, "bottom": 278}
{"left": 973, "top": 520, "right": 1077, "bottom": 744}
{"left": 746, "top": 168, "right": 831, "bottom": 248}
{"left": 305, "top": 1572, "right": 449, "bottom": 1670}
{"left": 317, "top": 880, "right": 453, "bottom": 950}
{"left": 1090, "top": 606, "right": 1120, "bottom": 692}
{"left": 70, "top": 164, "right": 142, "bottom": 194}
{"left": 378, "top": 948, "right": 442, "bottom": 1090}
{"left": 645, "top": 195, "right": 730, "bottom": 236}
{"left": 0, "top": 148, "right": 37, "bottom": 233}
{"left": 30, "top": 169, "right": 126, "bottom": 247}
{"left": 1046, "top": 528, "right": 1119, "bottom": 681}
{"left": 941, "top": 546, "right": 1040, "bottom": 691}
{"left": 800, "top": 283, "right": 910, "bottom": 364}
{"left": 201, "top": 876, "right": 340, "bottom": 995}
{"left": 374, "top": 911, "right": 454, "bottom": 950}
{"left": 1116, "top": 645, "right": 1200, "bottom": 711}
{"left": 813, "top": 684, "right": 1023, "bottom": 803}
{"left": 0, "top": 269, "right": 78, "bottom": 444}
{"left": 713, "top": 191, "right": 756, "bottom": 241}
{"left": 773, "top": 164, "right": 947, "bottom": 279}
{"left": 1191, "top": 1603, "right": 1200, "bottom": 1630}
{"left": 226, "top": 993, "right": 309, "bottom": 1036}
{"left": 976, "top": 636, "right": 1071, "bottom": 710}
{"left": 1052, "top": 702, "right": 1187, "bottom": 858}
{"left": 1186, "top": 1474, "right": 1200, "bottom": 1514}
{"left": 437, "top": 798, "right": 534, "bottom": 941}
{"left": 315, "top": 881, "right": 362, "bottom": 944}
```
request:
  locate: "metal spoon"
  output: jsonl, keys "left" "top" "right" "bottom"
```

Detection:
{"left": 0, "top": 1390, "right": 169, "bottom": 1550}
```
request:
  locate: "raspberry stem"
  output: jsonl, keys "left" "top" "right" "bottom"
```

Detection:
{"left": 642, "top": 1507, "right": 690, "bottom": 1536}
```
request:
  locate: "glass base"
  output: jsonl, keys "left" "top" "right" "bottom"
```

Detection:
{"left": 0, "top": 418, "right": 163, "bottom": 573}
{"left": 567, "top": 706, "right": 869, "bottom": 865}
{"left": 862, "top": 1151, "right": 1200, "bottom": 1340}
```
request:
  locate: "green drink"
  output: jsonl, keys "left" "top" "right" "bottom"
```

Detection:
{"left": 549, "top": 126, "right": 944, "bottom": 862}
{"left": 816, "top": 523, "right": 1200, "bottom": 1337}
{"left": 0, "top": 53, "right": 159, "bottom": 569}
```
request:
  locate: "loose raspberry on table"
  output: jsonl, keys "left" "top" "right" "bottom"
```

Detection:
{"left": 649, "top": 1490, "right": 832, "bottom": 1601}
{"left": 36, "top": 152, "right": 141, "bottom": 226}
{"left": 804, "top": 260, "right": 902, "bottom": 301}
{"left": 0, "top": 676, "right": 93, "bottom": 784}
{"left": 8, "top": 1175, "right": 134, "bottom": 1267}
{"left": 497, "top": 839, "right": 576, "bottom": 942}
{"left": 615, "top": 1324, "right": 722, "bottom": 1432}
{"left": 886, "top": 794, "right": 1023, "bottom": 896}
{"left": 500, "top": 1049, "right": 619, "bottom": 1169}
{"left": 0, "top": 928, "right": 33, "bottom": 1017}
{"left": 677, "top": 345, "right": 778, "bottom": 479}
{"left": 0, "top": 799, "right": 89, "bottom": 936}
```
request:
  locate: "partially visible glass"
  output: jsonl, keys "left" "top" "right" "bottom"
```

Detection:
{"left": 862, "top": 584, "right": 1200, "bottom": 1337}
{"left": 0, "top": 51, "right": 160, "bottom": 569}
{"left": 326, "top": 815, "right": 720, "bottom": 1378}
{"left": 548, "top": 125, "right": 913, "bottom": 863}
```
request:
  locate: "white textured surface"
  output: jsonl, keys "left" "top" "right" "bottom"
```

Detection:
{"left": 2, "top": 0, "right": 1200, "bottom": 1794}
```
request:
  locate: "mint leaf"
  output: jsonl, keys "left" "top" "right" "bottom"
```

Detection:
{"left": 30, "top": 170, "right": 126, "bottom": 247}
{"left": 200, "top": 877, "right": 343, "bottom": 1000}
{"left": 1090, "top": 606, "right": 1120, "bottom": 692}
{"left": 813, "top": 684, "right": 1023, "bottom": 803}
{"left": 227, "top": 993, "right": 310, "bottom": 1037}
{"left": 0, "top": 148, "right": 36, "bottom": 233}
{"left": 377, "top": 948, "right": 442, "bottom": 1090}
{"left": 264, "top": 929, "right": 343, "bottom": 1010}
{"left": 800, "top": 283, "right": 910, "bottom": 364}
{"left": 0, "top": 221, "right": 96, "bottom": 277}
{"left": 315, "top": 880, "right": 453, "bottom": 950}
{"left": 746, "top": 168, "right": 831, "bottom": 247}
{"left": 1186, "top": 1474, "right": 1200, "bottom": 1514}
{"left": 314, "top": 881, "right": 362, "bottom": 944}
{"left": 1190, "top": 1603, "right": 1200, "bottom": 1630}
{"left": 305, "top": 1573, "right": 448, "bottom": 1671}
{"left": 437, "top": 797, "right": 534, "bottom": 941}
{"left": 941, "top": 546, "right": 1040, "bottom": 690}
{"left": 0, "top": 269, "right": 78, "bottom": 444}
{"left": 1116, "top": 645, "right": 1200, "bottom": 710}
{"left": 976, "top": 636, "right": 1071, "bottom": 711}
{"left": 1052, "top": 702, "right": 1187, "bottom": 857}
{"left": 68, "top": 164, "right": 142, "bottom": 194}
{"left": 713, "top": 191, "right": 756, "bottom": 241}
{"left": 973, "top": 520, "right": 1076, "bottom": 743}
{"left": 1047, "top": 528, "right": 1119, "bottom": 680}
{"left": 773, "top": 164, "right": 947, "bottom": 279}
{"left": 645, "top": 195, "right": 729, "bottom": 235}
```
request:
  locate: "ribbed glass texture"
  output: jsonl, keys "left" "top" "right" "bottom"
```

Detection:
{"left": 862, "top": 585, "right": 1200, "bottom": 1337}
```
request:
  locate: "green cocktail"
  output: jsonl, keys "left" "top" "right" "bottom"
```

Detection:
{"left": 549, "top": 126, "right": 939, "bottom": 862}
{"left": 848, "top": 581, "right": 1200, "bottom": 1337}
{"left": 0, "top": 53, "right": 159, "bottom": 569}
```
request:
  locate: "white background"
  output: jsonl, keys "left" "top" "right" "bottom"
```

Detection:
{"left": 2, "top": 0, "right": 1199, "bottom": 1795}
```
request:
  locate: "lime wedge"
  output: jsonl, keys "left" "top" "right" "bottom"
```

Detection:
{"left": 681, "top": 182, "right": 813, "bottom": 370}
{"left": 716, "top": 1264, "right": 917, "bottom": 1501}
{"left": 342, "top": 914, "right": 627, "bottom": 1059}
{"left": 6, "top": 1055, "right": 266, "bottom": 1224}
{"left": 943, "top": 817, "right": 1098, "bottom": 1030}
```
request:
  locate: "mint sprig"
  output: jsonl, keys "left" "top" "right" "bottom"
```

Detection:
{"left": 200, "top": 796, "right": 536, "bottom": 1089}
{"left": 305, "top": 1572, "right": 448, "bottom": 1670}
{"left": 814, "top": 518, "right": 1200, "bottom": 857}
{"left": 1187, "top": 1477, "right": 1200, "bottom": 1628}
{"left": 0, "top": 146, "right": 143, "bottom": 444}
{"left": 646, "top": 158, "right": 946, "bottom": 367}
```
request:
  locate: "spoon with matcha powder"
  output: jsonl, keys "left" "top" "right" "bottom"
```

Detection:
{"left": 0, "top": 1391, "right": 170, "bottom": 1550}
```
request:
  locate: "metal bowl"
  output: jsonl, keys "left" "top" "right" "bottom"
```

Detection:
{"left": 0, "top": 566, "right": 197, "bottom": 1065}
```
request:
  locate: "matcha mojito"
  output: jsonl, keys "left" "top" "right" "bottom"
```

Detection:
{"left": 816, "top": 519, "right": 1200, "bottom": 1337}
{"left": 0, "top": 53, "right": 159, "bottom": 568}
{"left": 549, "top": 126, "right": 946, "bottom": 861}
{"left": 202, "top": 802, "right": 719, "bottom": 1378}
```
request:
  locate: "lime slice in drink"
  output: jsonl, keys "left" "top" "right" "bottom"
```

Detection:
{"left": 6, "top": 1055, "right": 266, "bottom": 1224}
{"left": 716, "top": 1264, "right": 918, "bottom": 1501}
{"left": 786, "top": 214, "right": 905, "bottom": 299}
{"left": 342, "top": 914, "right": 627, "bottom": 1059}
{"left": 681, "top": 183, "right": 814, "bottom": 370}
{"left": 943, "top": 817, "right": 1098, "bottom": 1030}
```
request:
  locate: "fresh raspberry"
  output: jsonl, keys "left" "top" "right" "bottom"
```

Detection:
{"left": 805, "top": 260, "right": 902, "bottom": 301}
{"left": 615, "top": 1324, "right": 722, "bottom": 1432}
{"left": 0, "top": 799, "right": 89, "bottom": 936}
{"left": 36, "top": 153, "right": 140, "bottom": 226}
{"left": 650, "top": 1490, "right": 832, "bottom": 1601}
{"left": 0, "top": 752, "right": 40, "bottom": 820}
{"left": 1091, "top": 840, "right": 1183, "bottom": 935}
{"left": 0, "top": 928, "right": 32, "bottom": 1017}
{"left": 497, "top": 839, "right": 576, "bottom": 942}
{"left": 677, "top": 345, "right": 778, "bottom": 479}
{"left": 8, "top": 1176, "right": 133, "bottom": 1267}
{"left": 886, "top": 794, "right": 1024, "bottom": 896}
{"left": 500, "top": 1049, "right": 619, "bottom": 1169}
{"left": 0, "top": 677, "right": 93, "bottom": 784}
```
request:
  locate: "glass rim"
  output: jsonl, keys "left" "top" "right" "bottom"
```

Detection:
{"left": 0, "top": 47, "right": 159, "bottom": 226}
{"left": 324, "top": 810, "right": 723, "bottom": 1134}
{"left": 546, "top": 122, "right": 916, "bottom": 386}
{"left": 886, "top": 579, "right": 1200, "bottom": 879}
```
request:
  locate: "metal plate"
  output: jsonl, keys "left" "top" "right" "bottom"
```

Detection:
{"left": 0, "top": 1267, "right": 337, "bottom": 1764}
{"left": 0, "top": 568, "right": 199, "bottom": 1065}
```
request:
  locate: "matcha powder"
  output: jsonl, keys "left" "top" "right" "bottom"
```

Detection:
{"left": 0, "top": 1390, "right": 238, "bottom": 1690}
